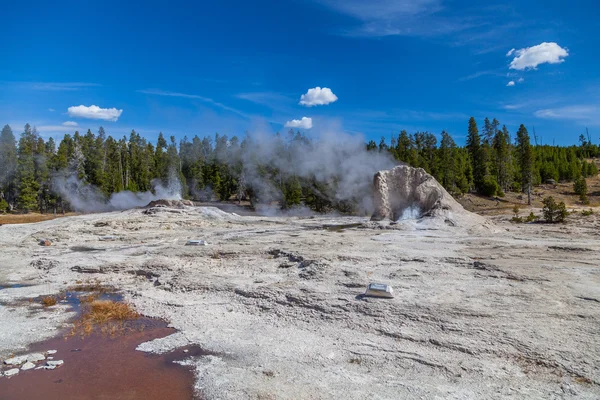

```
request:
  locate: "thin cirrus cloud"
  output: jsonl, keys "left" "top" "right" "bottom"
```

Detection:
{"left": 285, "top": 117, "right": 313, "bottom": 129}
{"left": 313, "top": 0, "right": 466, "bottom": 38}
{"left": 67, "top": 105, "right": 123, "bottom": 122}
{"left": 507, "top": 42, "right": 569, "bottom": 70}
{"left": 28, "top": 82, "right": 99, "bottom": 91}
{"left": 62, "top": 121, "right": 78, "bottom": 127}
{"left": 137, "top": 89, "right": 250, "bottom": 119}
{"left": 299, "top": 87, "right": 338, "bottom": 107}
{"left": 534, "top": 105, "right": 600, "bottom": 126}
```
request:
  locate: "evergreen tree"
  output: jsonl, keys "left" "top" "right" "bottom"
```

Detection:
{"left": 516, "top": 124, "right": 534, "bottom": 205}
{"left": 466, "top": 117, "right": 485, "bottom": 193}
{"left": 16, "top": 124, "right": 39, "bottom": 210}
{"left": 0, "top": 124, "right": 18, "bottom": 209}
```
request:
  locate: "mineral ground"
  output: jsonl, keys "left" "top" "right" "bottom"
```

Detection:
{"left": 1, "top": 205, "right": 599, "bottom": 399}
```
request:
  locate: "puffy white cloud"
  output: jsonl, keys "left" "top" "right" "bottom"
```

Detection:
{"left": 508, "top": 42, "right": 568, "bottom": 70}
{"left": 67, "top": 105, "right": 123, "bottom": 121}
{"left": 299, "top": 87, "right": 338, "bottom": 107}
{"left": 62, "top": 121, "right": 78, "bottom": 127}
{"left": 506, "top": 48, "right": 515, "bottom": 57}
{"left": 507, "top": 81, "right": 515, "bottom": 87}
{"left": 285, "top": 117, "right": 313, "bottom": 129}
{"left": 518, "top": 77, "right": 524, "bottom": 83}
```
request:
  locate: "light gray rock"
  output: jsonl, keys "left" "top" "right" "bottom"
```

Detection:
{"left": 47, "top": 360, "right": 64, "bottom": 367}
{"left": 4, "top": 355, "right": 28, "bottom": 365}
{"left": 21, "top": 361, "right": 36, "bottom": 370}
{"left": 46, "top": 350, "right": 57, "bottom": 355}
{"left": 44, "top": 365, "right": 56, "bottom": 370}
{"left": 4, "top": 368, "right": 20, "bottom": 376}
{"left": 27, "top": 352, "right": 45, "bottom": 362}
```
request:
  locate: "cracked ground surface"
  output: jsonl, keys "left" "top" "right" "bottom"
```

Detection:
{"left": 1, "top": 206, "right": 599, "bottom": 399}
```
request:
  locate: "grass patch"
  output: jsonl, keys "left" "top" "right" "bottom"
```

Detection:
{"left": 0, "top": 212, "right": 77, "bottom": 225}
{"left": 574, "top": 376, "right": 592, "bottom": 385}
{"left": 41, "top": 295, "right": 58, "bottom": 307}
{"left": 70, "top": 300, "right": 139, "bottom": 337}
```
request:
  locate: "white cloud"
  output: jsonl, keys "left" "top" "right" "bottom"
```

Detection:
{"left": 67, "top": 105, "right": 123, "bottom": 121}
{"left": 299, "top": 87, "right": 338, "bottom": 107}
{"left": 508, "top": 42, "right": 568, "bottom": 70}
{"left": 62, "top": 121, "right": 78, "bottom": 127}
{"left": 518, "top": 77, "right": 524, "bottom": 83}
{"left": 507, "top": 81, "right": 515, "bottom": 87}
{"left": 48, "top": 108, "right": 55, "bottom": 112}
{"left": 534, "top": 105, "right": 600, "bottom": 125}
{"left": 285, "top": 117, "right": 313, "bottom": 129}
{"left": 506, "top": 48, "right": 515, "bottom": 56}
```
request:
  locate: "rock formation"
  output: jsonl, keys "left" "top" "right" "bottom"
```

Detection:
{"left": 144, "top": 199, "right": 194, "bottom": 209}
{"left": 371, "top": 164, "right": 467, "bottom": 222}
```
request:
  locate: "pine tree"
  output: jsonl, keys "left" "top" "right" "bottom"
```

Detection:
{"left": 0, "top": 125, "right": 18, "bottom": 209}
{"left": 516, "top": 124, "right": 534, "bottom": 205}
{"left": 466, "top": 117, "right": 485, "bottom": 192}
{"left": 493, "top": 125, "right": 512, "bottom": 192}
{"left": 16, "top": 124, "right": 39, "bottom": 210}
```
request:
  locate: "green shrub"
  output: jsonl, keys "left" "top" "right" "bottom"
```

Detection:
{"left": 525, "top": 212, "right": 537, "bottom": 222}
{"left": 0, "top": 198, "right": 8, "bottom": 212}
{"left": 480, "top": 176, "right": 499, "bottom": 197}
{"left": 582, "top": 209, "right": 594, "bottom": 217}
{"left": 574, "top": 177, "right": 589, "bottom": 204}
{"left": 542, "top": 196, "right": 567, "bottom": 223}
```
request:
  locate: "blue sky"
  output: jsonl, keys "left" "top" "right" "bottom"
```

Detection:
{"left": 2, "top": 0, "right": 599, "bottom": 145}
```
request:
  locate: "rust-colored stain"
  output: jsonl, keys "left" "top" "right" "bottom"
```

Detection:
{"left": 0, "top": 319, "right": 200, "bottom": 400}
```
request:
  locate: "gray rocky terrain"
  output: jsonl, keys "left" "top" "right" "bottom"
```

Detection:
{"left": 1, "top": 202, "right": 599, "bottom": 399}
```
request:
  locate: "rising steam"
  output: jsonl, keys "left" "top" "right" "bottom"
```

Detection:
{"left": 215, "top": 130, "right": 397, "bottom": 213}
{"left": 52, "top": 173, "right": 182, "bottom": 213}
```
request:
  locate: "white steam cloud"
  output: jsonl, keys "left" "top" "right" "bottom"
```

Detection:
{"left": 52, "top": 173, "right": 182, "bottom": 213}
{"left": 216, "top": 130, "right": 396, "bottom": 213}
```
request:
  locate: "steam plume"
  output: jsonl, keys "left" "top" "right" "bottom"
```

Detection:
{"left": 52, "top": 173, "right": 182, "bottom": 213}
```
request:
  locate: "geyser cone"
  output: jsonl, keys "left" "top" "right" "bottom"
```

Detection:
{"left": 370, "top": 165, "right": 484, "bottom": 227}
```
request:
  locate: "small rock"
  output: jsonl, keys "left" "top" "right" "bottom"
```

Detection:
{"left": 4, "top": 355, "right": 28, "bottom": 365}
{"left": 35, "top": 366, "right": 45, "bottom": 370}
{"left": 183, "top": 349, "right": 189, "bottom": 353}
{"left": 5, "top": 368, "right": 20, "bottom": 376}
{"left": 44, "top": 365, "right": 56, "bottom": 370}
{"left": 46, "top": 350, "right": 57, "bottom": 355}
{"left": 47, "top": 360, "right": 64, "bottom": 367}
{"left": 21, "top": 362, "right": 36, "bottom": 370}
{"left": 27, "top": 353, "right": 46, "bottom": 362}
{"left": 48, "top": 356, "right": 54, "bottom": 360}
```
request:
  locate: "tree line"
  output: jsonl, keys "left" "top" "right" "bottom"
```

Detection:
{"left": 0, "top": 117, "right": 597, "bottom": 213}
{"left": 368, "top": 117, "right": 598, "bottom": 203}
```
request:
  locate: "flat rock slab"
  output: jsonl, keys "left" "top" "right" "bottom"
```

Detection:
{"left": 4, "top": 355, "right": 28, "bottom": 365}
{"left": 21, "top": 362, "right": 36, "bottom": 370}
{"left": 27, "top": 353, "right": 46, "bottom": 362}
{"left": 4, "top": 368, "right": 20, "bottom": 376}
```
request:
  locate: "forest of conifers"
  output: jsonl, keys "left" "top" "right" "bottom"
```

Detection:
{"left": 0, "top": 116, "right": 598, "bottom": 213}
